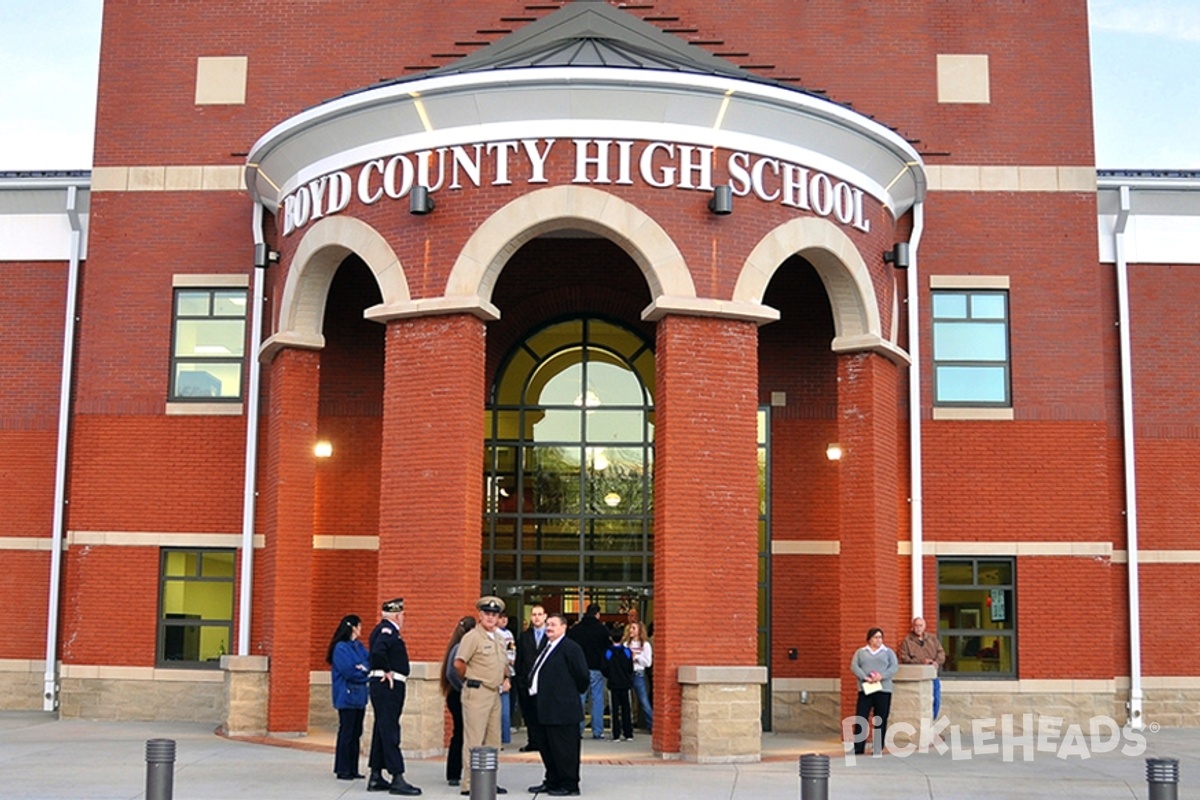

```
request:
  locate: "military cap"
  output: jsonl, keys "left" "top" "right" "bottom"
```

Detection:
{"left": 381, "top": 597, "right": 405, "bottom": 613}
{"left": 476, "top": 595, "right": 505, "bottom": 614}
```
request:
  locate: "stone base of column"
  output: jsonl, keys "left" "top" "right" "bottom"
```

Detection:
{"left": 678, "top": 666, "right": 768, "bottom": 763}
{"left": 887, "top": 664, "right": 935, "bottom": 744}
{"left": 221, "top": 655, "right": 269, "bottom": 737}
{"left": 398, "top": 662, "right": 446, "bottom": 758}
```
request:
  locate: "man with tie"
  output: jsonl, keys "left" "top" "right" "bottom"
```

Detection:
{"left": 512, "top": 605, "right": 548, "bottom": 753}
{"left": 526, "top": 612, "right": 590, "bottom": 797}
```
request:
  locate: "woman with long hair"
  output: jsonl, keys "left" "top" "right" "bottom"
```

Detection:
{"left": 622, "top": 621, "right": 653, "bottom": 733}
{"left": 440, "top": 615, "right": 476, "bottom": 786}
{"left": 325, "top": 614, "right": 370, "bottom": 780}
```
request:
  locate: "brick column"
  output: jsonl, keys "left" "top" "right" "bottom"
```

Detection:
{"left": 259, "top": 347, "right": 319, "bottom": 734}
{"left": 836, "top": 352, "right": 902, "bottom": 724}
{"left": 653, "top": 315, "right": 759, "bottom": 756}
{"left": 378, "top": 314, "right": 485, "bottom": 754}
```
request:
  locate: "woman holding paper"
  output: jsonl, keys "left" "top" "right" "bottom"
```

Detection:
{"left": 849, "top": 627, "right": 899, "bottom": 755}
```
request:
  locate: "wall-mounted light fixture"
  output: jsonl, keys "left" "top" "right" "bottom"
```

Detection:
{"left": 883, "top": 242, "right": 910, "bottom": 269}
{"left": 253, "top": 243, "right": 280, "bottom": 268}
{"left": 314, "top": 440, "right": 333, "bottom": 458}
{"left": 708, "top": 184, "right": 733, "bottom": 215}
{"left": 825, "top": 443, "right": 844, "bottom": 461}
{"left": 409, "top": 185, "right": 435, "bottom": 215}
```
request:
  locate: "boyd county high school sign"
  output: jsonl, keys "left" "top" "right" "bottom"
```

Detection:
{"left": 280, "top": 137, "right": 874, "bottom": 236}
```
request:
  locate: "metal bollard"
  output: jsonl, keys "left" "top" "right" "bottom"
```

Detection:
{"left": 469, "top": 745, "right": 499, "bottom": 800}
{"left": 799, "top": 753, "right": 830, "bottom": 800}
{"left": 1146, "top": 757, "right": 1180, "bottom": 800}
{"left": 145, "top": 738, "right": 176, "bottom": 800}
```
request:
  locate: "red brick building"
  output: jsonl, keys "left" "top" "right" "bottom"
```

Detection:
{"left": 2, "top": 0, "right": 1199, "bottom": 758}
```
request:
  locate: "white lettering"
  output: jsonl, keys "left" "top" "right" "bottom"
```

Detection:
{"left": 676, "top": 145, "right": 713, "bottom": 190}
{"left": 292, "top": 186, "right": 312, "bottom": 230}
{"left": 727, "top": 151, "right": 752, "bottom": 196}
{"left": 487, "top": 141, "right": 519, "bottom": 186}
{"left": 449, "top": 145, "right": 483, "bottom": 189}
{"left": 326, "top": 171, "right": 351, "bottom": 215}
{"left": 640, "top": 142, "right": 675, "bottom": 188}
{"left": 834, "top": 180, "right": 855, "bottom": 225}
{"left": 417, "top": 148, "right": 448, "bottom": 192}
{"left": 522, "top": 138, "right": 555, "bottom": 183}
{"left": 307, "top": 177, "right": 328, "bottom": 222}
{"left": 614, "top": 140, "right": 635, "bottom": 185}
{"left": 852, "top": 186, "right": 870, "bottom": 233}
{"left": 282, "top": 194, "right": 296, "bottom": 237}
{"left": 358, "top": 159, "right": 385, "bottom": 205}
{"left": 751, "top": 157, "right": 781, "bottom": 202}
{"left": 780, "top": 163, "right": 810, "bottom": 210}
{"left": 573, "top": 139, "right": 611, "bottom": 184}
{"left": 1000, "top": 714, "right": 1037, "bottom": 762}
{"left": 383, "top": 155, "right": 415, "bottom": 199}
{"left": 810, "top": 172, "right": 834, "bottom": 217}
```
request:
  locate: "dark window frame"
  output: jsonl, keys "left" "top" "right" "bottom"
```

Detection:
{"left": 169, "top": 287, "right": 248, "bottom": 402}
{"left": 931, "top": 289, "right": 1011, "bottom": 407}
{"left": 157, "top": 548, "right": 236, "bottom": 668}
{"left": 937, "top": 556, "right": 1017, "bottom": 679}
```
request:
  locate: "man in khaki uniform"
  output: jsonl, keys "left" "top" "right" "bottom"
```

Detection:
{"left": 453, "top": 596, "right": 511, "bottom": 796}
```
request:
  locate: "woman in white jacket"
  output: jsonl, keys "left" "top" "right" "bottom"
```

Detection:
{"left": 622, "top": 621, "right": 653, "bottom": 733}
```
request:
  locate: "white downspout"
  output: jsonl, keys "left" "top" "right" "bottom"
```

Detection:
{"left": 44, "top": 184, "right": 85, "bottom": 712}
{"left": 238, "top": 203, "right": 268, "bottom": 655}
{"left": 1113, "top": 185, "right": 1143, "bottom": 729}
{"left": 907, "top": 201, "right": 926, "bottom": 617}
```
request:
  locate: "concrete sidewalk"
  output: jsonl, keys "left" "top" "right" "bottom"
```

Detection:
{"left": 1, "top": 711, "right": 1194, "bottom": 799}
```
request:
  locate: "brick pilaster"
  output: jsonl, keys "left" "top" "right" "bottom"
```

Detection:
{"left": 259, "top": 347, "right": 319, "bottom": 733}
{"left": 836, "top": 352, "right": 901, "bottom": 723}
{"left": 378, "top": 314, "right": 485, "bottom": 659}
{"left": 653, "top": 315, "right": 759, "bottom": 755}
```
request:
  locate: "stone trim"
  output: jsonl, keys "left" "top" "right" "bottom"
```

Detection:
{"left": 931, "top": 407, "right": 1015, "bottom": 421}
{"left": 678, "top": 666, "right": 768, "bottom": 685}
{"left": 770, "top": 540, "right": 840, "bottom": 556}
{"left": 91, "top": 166, "right": 246, "bottom": 192}
{"left": 926, "top": 165, "right": 1096, "bottom": 192}
{"left": 64, "top": 531, "right": 264, "bottom": 548}
{"left": 897, "top": 541, "right": 1111, "bottom": 557}
{"left": 312, "top": 535, "right": 379, "bottom": 550}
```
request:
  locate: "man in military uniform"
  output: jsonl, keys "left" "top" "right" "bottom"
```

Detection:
{"left": 453, "top": 595, "right": 511, "bottom": 796}
{"left": 366, "top": 597, "right": 421, "bottom": 796}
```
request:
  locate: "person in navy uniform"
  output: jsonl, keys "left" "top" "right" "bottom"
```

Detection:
{"left": 366, "top": 597, "right": 421, "bottom": 795}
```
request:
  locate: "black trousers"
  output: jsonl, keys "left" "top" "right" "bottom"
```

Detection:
{"left": 334, "top": 707, "right": 365, "bottom": 777}
{"left": 853, "top": 690, "right": 892, "bottom": 754}
{"left": 519, "top": 689, "right": 545, "bottom": 751}
{"left": 446, "top": 689, "right": 464, "bottom": 782}
{"left": 368, "top": 679, "right": 408, "bottom": 776}
{"left": 610, "top": 687, "right": 632, "bottom": 739}
{"left": 540, "top": 722, "right": 581, "bottom": 792}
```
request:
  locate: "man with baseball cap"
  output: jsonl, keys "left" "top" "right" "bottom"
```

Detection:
{"left": 366, "top": 597, "right": 421, "bottom": 795}
{"left": 453, "top": 596, "right": 511, "bottom": 796}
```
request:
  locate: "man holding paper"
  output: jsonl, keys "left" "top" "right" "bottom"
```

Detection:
{"left": 849, "top": 627, "right": 899, "bottom": 755}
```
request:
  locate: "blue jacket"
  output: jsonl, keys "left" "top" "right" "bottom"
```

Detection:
{"left": 331, "top": 640, "right": 370, "bottom": 709}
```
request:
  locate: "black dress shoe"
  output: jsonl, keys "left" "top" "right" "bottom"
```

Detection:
{"left": 389, "top": 778, "right": 422, "bottom": 796}
{"left": 497, "top": 788, "right": 508, "bottom": 795}
{"left": 336, "top": 772, "right": 366, "bottom": 780}
{"left": 547, "top": 789, "right": 580, "bottom": 797}
{"left": 367, "top": 776, "right": 392, "bottom": 792}
{"left": 520, "top": 743, "right": 538, "bottom": 752}
{"left": 528, "top": 785, "right": 548, "bottom": 793}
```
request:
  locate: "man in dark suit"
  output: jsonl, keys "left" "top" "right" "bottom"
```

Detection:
{"left": 512, "top": 604, "right": 548, "bottom": 753}
{"left": 527, "top": 612, "right": 590, "bottom": 797}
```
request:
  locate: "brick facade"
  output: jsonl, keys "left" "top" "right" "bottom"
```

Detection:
{"left": 2, "top": 0, "right": 1199, "bottom": 758}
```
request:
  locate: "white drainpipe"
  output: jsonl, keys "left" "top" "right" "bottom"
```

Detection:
{"left": 44, "top": 183, "right": 86, "bottom": 711}
{"left": 1112, "top": 185, "right": 1143, "bottom": 729}
{"left": 906, "top": 201, "right": 926, "bottom": 617}
{"left": 238, "top": 203, "right": 269, "bottom": 655}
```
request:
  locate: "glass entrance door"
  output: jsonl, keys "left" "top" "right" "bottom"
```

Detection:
{"left": 483, "top": 318, "right": 655, "bottom": 618}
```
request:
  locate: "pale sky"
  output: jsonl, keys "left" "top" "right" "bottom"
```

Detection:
{"left": 0, "top": 1, "right": 1197, "bottom": 172}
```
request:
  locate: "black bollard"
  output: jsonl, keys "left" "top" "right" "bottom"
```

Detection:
{"left": 469, "top": 745, "right": 499, "bottom": 800}
{"left": 799, "top": 753, "right": 830, "bottom": 800}
{"left": 145, "top": 738, "right": 176, "bottom": 800}
{"left": 1146, "top": 757, "right": 1179, "bottom": 800}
